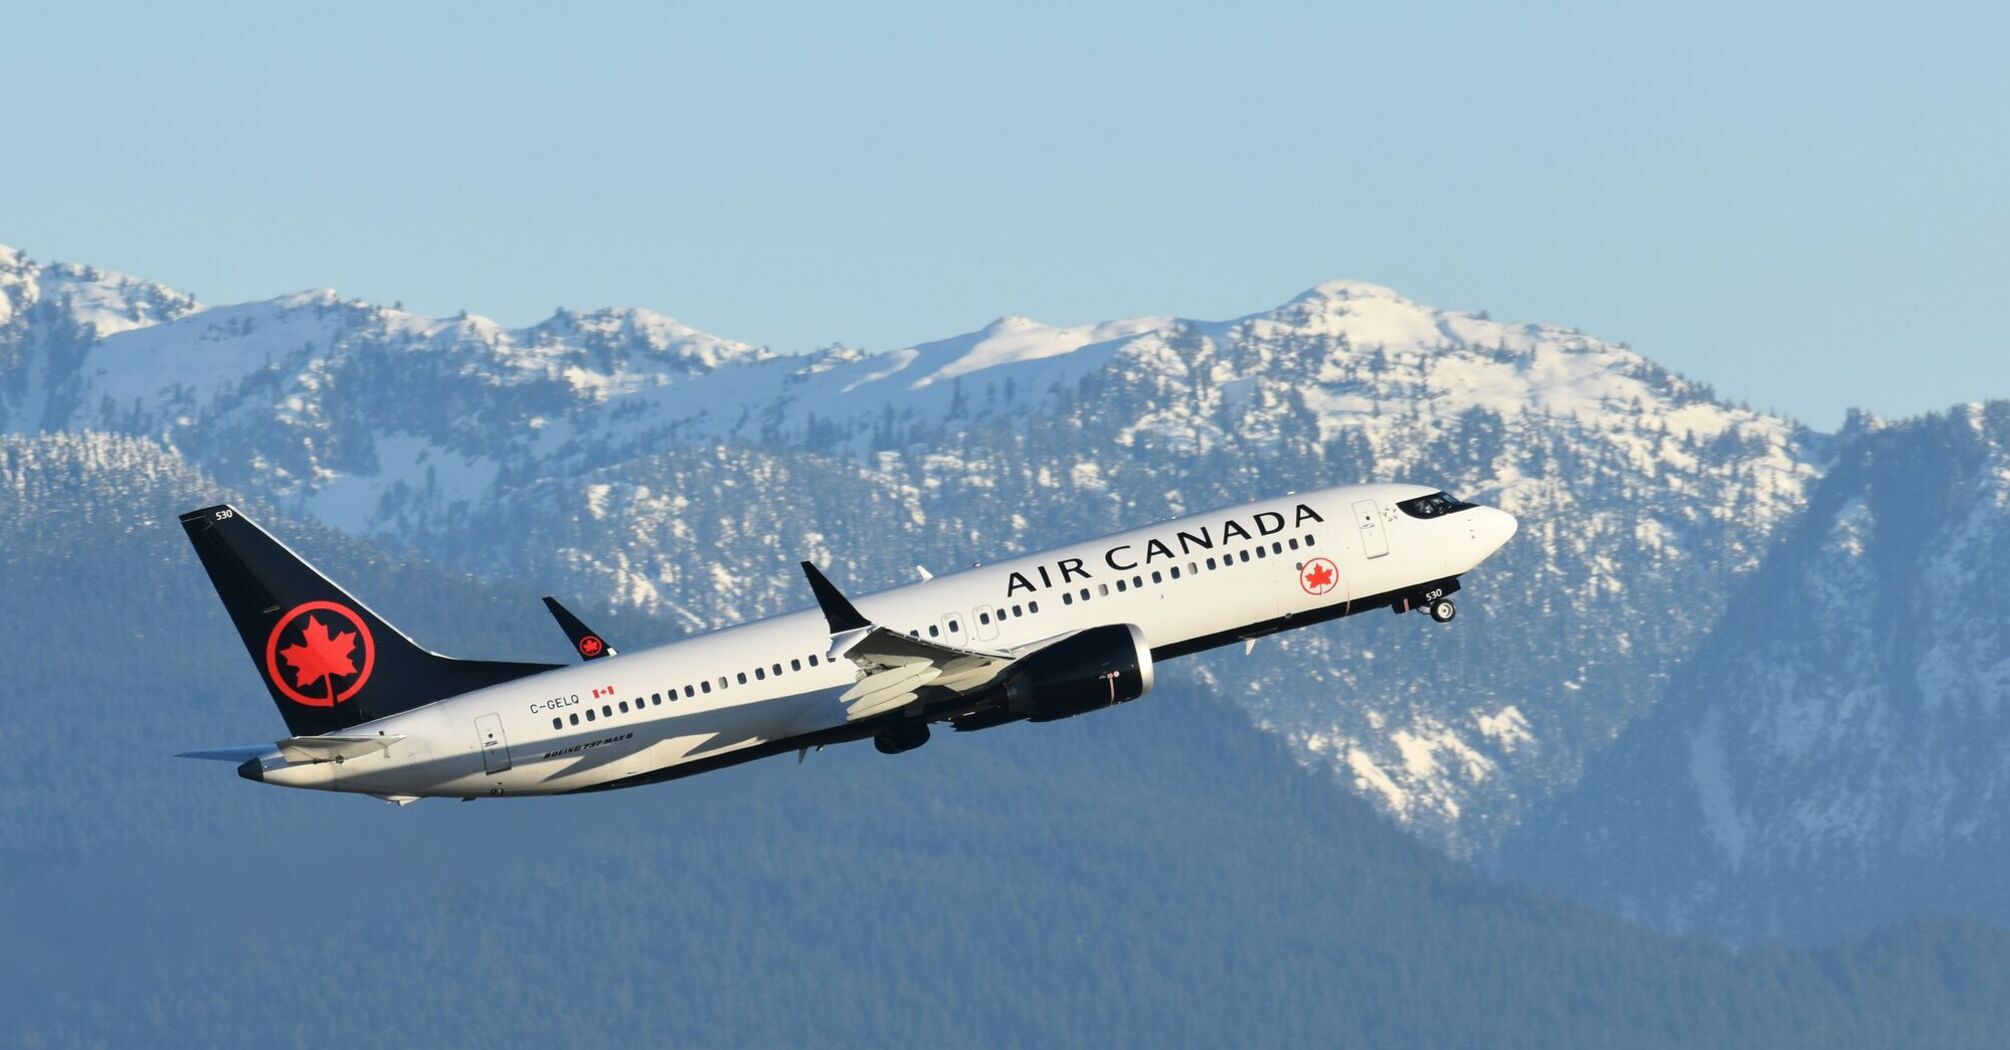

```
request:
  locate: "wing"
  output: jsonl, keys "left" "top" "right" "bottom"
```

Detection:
{"left": 801, "top": 562, "right": 1017, "bottom": 721}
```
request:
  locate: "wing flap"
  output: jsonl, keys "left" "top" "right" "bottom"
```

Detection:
{"left": 849, "top": 690, "right": 920, "bottom": 721}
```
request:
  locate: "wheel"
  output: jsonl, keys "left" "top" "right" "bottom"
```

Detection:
{"left": 1428, "top": 598, "right": 1457, "bottom": 623}
{"left": 874, "top": 722, "right": 931, "bottom": 755}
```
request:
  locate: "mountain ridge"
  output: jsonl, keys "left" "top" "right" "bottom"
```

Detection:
{"left": 0, "top": 239, "right": 1822, "bottom": 861}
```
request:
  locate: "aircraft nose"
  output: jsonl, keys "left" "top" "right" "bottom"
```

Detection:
{"left": 1482, "top": 507, "right": 1518, "bottom": 553}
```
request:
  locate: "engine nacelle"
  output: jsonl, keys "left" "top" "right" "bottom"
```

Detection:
{"left": 1004, "top": 623, "right": 1155, "bottom": 722}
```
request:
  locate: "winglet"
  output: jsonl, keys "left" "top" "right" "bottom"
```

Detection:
{"left": 801, "top": 561, "right": 872, "bottom": 634}
{"left": 542, "top": 596, "right": 617, "bottom": 660}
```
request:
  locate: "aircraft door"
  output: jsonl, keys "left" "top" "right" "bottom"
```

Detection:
{"left": 1353, "top": 499, "right": 1390, "bottom": 559}
{"left": 475, "top": 713, "right": 512, "bottom": 775}
{"left": 942, "top": 614, "right": 963, "bottom": 643}
{"left": 973, "top": 605, "right": 1000, "bottom": 642}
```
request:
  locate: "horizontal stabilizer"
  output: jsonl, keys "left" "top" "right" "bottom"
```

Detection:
{"left": 177, "top": 745, "right": 276, "bottom": 763}
{"left": 277, "top": 734, "right": 405, "bottom": 763}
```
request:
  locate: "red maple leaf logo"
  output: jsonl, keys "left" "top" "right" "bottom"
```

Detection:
{"left": 279, "top": 614, "right": 359, "bottom": 694}
{"left": 1305, "top": 563, "right": 1334, "bottom": 589}
{"left": 578, "top": 635, "right": 604, "bottom": 657}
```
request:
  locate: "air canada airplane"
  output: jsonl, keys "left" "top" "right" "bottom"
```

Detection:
{"left": 179, "top": 484, "right": 1516, "bottom": 804}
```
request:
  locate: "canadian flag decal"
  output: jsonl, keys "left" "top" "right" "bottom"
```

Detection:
{"left": 591, "top": 685, "right": 616, "bottom": 699}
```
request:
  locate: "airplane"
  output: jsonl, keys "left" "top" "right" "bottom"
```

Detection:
{"left": 178, "top": 484, "right": 1517, "bottom": 803}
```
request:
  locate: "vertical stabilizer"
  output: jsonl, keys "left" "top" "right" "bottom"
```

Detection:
{"left": 178, "top": 505, "right": 560, "bottom": 736}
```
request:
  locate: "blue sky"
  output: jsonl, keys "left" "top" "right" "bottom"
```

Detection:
{"left": 5, "top": 0, "right": 2003, "bottom": 427}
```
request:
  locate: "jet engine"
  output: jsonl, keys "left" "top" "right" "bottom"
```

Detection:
{"left": 1004, "top": 623, "right": 1156, "bottom": 722}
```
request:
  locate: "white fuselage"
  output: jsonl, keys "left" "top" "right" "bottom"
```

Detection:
{"left": 255, "top": 483, "right": 1515, "bottom": 798}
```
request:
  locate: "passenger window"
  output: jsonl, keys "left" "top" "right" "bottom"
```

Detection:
{"left": 1170, "top": 566, "right": 1181, "bottom": 580}
{"left": 1100, "top": 584, "right": 1110, "bottom": 596}
{"left": 809, "top": 654, "right": 820, "bottom": 667}
{"left": 620, "top": 701, "right": 629, "bottom": 713}
{"left": 772, "top": 663, "right": 782, "bottom": 676}
{"left": 1012, "top": 604, "right": 1023, "bottom": 617}
{"left": 718, "top": 676, "right": 728, "bottom": 689}
{"left": 1116, "top": 579, "right": 1128, "bottom": 593}
{"left": 684, "top": 685, "right": 694, "bottom": 698}
{"left": 1207, "top": 556, "right": 1217, "bottom": 570}
{"left": 737, "top": 672, "right": 747, "bottom": 685}
{"left": 1151, "top": 570, "right": 1163, "bottom": 584}
{"left": 1240, "top": 550, "right": 1251, "bottom": 563}
{"left": 948, "top": 620, "right": 959, "bottom": 633}
{"left": 1255, "top": 547, "right": 1266, "bottom": 559}
{"left": 652, "top": 692, "right": 662, "bottom": 706}
{"left": 755, "top": 667, "right": 766, "bottom": 681}
{"left": 586, "top": 708, "right": 596, "bottom": 722}
{"left": 1029, "top": 600, "right": 1039, "bottom": 613}
{"left": 791, "top": 658, "right": 802, "bottom": 671}
{"left": 929, "top": 624, "right": 941, "bottom": 636}
{"left": 1272, "top": 541, "right": 1283, "bottom": 554}
{"left": 602, "top": 705, "right": 612, "bottom": 717}
{"left": 569, "top": 713, "right": 579, "bottom": 726}
{"left": 980, "top": 611, "right": 991, "bottom": 624}
{"left": 1305, "top": 534, "right": 1316, "bottom": 547}
{"left": 1132, "top": 576, "right": 1142, "bottom": 589}
{"left": 1288, "top": 538, "right": 1300, "bottom": 551}
{"left": 1079, "top": 588, "right": 1090, "bottom": 602}
{"left": 701, "top": 681, "right": 712, "bottom": 694}
{"left": 552, "top": 717, "right": 562, "bottom": 730}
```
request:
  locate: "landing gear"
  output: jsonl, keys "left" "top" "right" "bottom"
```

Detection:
{"left": 1393, "top": 579, "right": 1462, "bottom": 623}
{"left": 874, "top": 721, "right": 931, "bottom": 755}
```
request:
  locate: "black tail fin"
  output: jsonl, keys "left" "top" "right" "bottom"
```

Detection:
{"left": 178, "top": 504, "right": 560, "bottom": 737}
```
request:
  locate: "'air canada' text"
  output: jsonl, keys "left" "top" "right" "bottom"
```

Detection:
{"left": 1003, "top": 503, "right": 1325, "bottom": 597}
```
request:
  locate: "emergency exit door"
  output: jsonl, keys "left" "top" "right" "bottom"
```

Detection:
{"left": 1353, "top": 499, "right": 1389, "bottom": 559}
{"left": 475, "top": 713, "right": 511, "bottom": 775}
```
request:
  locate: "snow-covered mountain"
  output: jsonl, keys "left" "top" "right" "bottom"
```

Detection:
{"left": 13, "top": 433, "right": 2010, "bottom": 1047}
{"left": 1495, "top": 404, "right": 2010, "bottom": 940}
{"left": 0, "top": 243, "right": 1822, "bottom": 858}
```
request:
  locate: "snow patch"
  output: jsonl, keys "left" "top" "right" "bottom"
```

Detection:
{"left": 1688, "top": 709, "right": 1748, "bottom": 870}
{"left": 1476, "top": 706, "right": 1533, "bottom": 752}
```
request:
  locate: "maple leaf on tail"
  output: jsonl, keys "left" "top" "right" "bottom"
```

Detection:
{"left": 280, "top": 614, "right": 359, "bottom": 693}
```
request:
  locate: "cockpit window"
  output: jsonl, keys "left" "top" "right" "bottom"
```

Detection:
{"left": 1396, "top": 491, "right": 1477, "bottom": 519}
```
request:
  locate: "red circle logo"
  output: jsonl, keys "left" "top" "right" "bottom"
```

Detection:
{"left": 578, "top": 635, "right": 605, "bottom": 657}
{"left": 263, "top": 601, "right": 376, "bottom": 707}
{"left": 1300, "top": 557, "right": 1339, "bottom": 596}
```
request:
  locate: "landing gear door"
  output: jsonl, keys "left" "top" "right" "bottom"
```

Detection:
{"left": 1353, "top": 499, "right": 1389, "bottom": 559}
{"left": 475, "top": 713, "right": 511, "bottom": 775}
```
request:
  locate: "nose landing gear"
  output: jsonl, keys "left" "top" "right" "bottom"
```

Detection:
{"left": 1394, "top": 578, "right": 1461, "bottom": 624}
